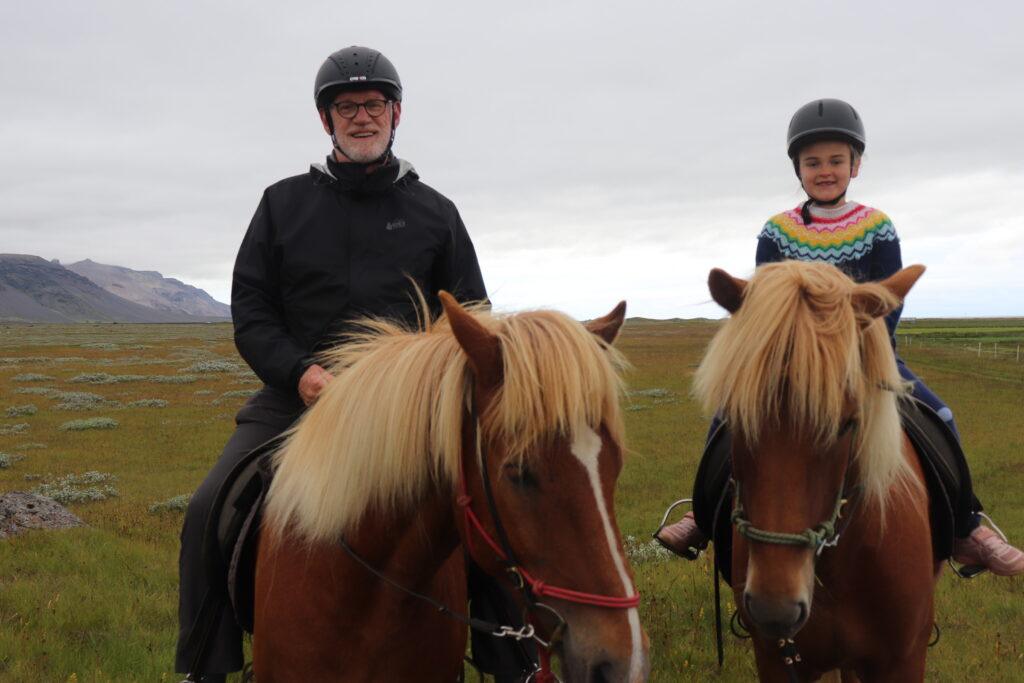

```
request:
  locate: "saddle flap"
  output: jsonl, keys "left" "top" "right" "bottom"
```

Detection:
{"left": 202, "top": 438, "right": 279, "bottom": 632}
{"left": 690, "top": 421, "right": 735, "bottom": 585}
{"left": 899, "top": 396, "right": 969, "bottom": 561}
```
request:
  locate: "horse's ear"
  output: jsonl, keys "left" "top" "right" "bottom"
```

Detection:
{"left": 852, "top": 265, "right": 926, "bottom": 319}
{"left": 879, "top": 264, "right": 926, "bottom": 301}
{"left": 439, "top": 291, "right": 503, "bottom": 388}
{"left": 585, "top": 301, "right": 627, "bottom": 345}
{"left": 708, "top": 268, "right": 747, "bottom": 314}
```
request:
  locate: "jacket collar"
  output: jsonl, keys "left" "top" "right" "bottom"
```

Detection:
{"left": 311, "top": 155, "right": 417, "bottom": 195}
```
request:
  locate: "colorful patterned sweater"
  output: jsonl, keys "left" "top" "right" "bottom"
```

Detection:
{"left": 756, "top": 201, "right": 904, "bottom": 338}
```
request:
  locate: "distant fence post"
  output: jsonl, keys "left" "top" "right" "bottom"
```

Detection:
{"left": 977, "top": 342, "right": 982, "bottom": 358}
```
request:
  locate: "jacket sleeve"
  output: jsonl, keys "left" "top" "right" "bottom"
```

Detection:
{"left": 231, "top": 191, "right": 311, "bottom": 393}
{"left": 434, "top": 207, "right": 488, "bottom": 304}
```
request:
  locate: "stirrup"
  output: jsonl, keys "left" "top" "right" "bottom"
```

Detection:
{"left": 948, "top": 512, "right": 1013, "bottom": 579}
{"left": 948, "top": 557, "right": 987, "bottom": 579}
{"left": 652, "top": 498, "right": 704, "bottom": 560}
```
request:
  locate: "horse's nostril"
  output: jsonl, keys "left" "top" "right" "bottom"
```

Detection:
{"left": 591, "top": 661, "right": 614, "bottom": 683}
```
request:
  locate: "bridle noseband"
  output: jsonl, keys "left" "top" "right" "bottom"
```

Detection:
{"left": 730, "top": 419, "right": 863, "bottom": 556}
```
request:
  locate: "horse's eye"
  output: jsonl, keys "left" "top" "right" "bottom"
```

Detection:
{"left": 503, "top": 462, "right": 539, "bottom": 488}
{"left": 838, "top": 417, "right": 857, "bottom": 438}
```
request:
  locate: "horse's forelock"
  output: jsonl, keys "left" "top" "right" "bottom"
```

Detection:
{"left": 480, "top": 310, "right": 626, "bottom": 465}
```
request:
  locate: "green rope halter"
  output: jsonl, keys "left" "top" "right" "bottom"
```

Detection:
{"left": 730, "top": 480, "right": 845, "bottom": 550}
{"left": 729, "top": 418, "right": 863, "bottom": 553}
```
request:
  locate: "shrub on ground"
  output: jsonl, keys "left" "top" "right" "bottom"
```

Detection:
{"left": 57, "top": 418, "right": 119, "bottom": 431}
{"left": 5, "top": 405, "right": 37, "bottom": 417}
{"left": 178, "top": 360, "right": 241, "bottom": 373}
{"left": 148, "top": 493, "right": 192, "bottom": 513}
{"left": 127, "top": 399, "right": 169, "bottom": 408}
{"left": 11, "top": 373, "right": 56, "bottom": 382}
{"left": 67, "top": 373, "right": 148, "bottom": 384}
{"left": 27, "top": 471, "right": 120, "bottom": 504}
{"left": 149, "top": 375, "right": 198, "bottom": 384}
{"left": 0, "top": 423, "right": 29, "bottom": 435}
{"left": 0, "top": 452, "right": 27, "bottom": 469}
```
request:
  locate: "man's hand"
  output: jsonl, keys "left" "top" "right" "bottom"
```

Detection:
{"left": 298, "top": 363, "right": 333, "bottom": 406}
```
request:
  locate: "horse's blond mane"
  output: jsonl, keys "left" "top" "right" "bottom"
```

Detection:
{"left": 264, "top": 307, "right": 626, "bottom": 543}
{"left": 694, "top": 261, "right": 919, "bottom": 515}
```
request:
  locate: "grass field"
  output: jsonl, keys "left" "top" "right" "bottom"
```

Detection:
{"left": 0, "top": 319, "right": 1021, "bottom": 682}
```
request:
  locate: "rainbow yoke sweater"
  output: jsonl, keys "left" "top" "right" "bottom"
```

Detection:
{"left": 755, "top": 202, "right": 901, "bottom": 284}
{"left": 755, "top": 201, "right": 904, "bottom": 337}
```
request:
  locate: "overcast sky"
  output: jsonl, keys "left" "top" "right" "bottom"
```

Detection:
{"left": 3, "top": 1, "right": 1022, "bottom": 320}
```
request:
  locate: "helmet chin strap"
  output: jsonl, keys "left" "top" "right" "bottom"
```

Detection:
{"left": 801, "top": 191, "right": 847, "bottom": 226}
{"left": 808, "top": 190, "right": 847, "bottom": 207}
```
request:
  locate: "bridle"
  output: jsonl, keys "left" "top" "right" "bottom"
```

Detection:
{"left": 456, "top": 392, "right": 641, "bottom": 681}
{"left": 729, "top": 418, "right": 864, "bottom": 683}
{"left": 336, "top": 390, "right": 640, "bottom": 683}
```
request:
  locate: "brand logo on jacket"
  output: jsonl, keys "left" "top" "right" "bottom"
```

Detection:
{"left": 385, "top": 219, "right": 406, "bottom": 231}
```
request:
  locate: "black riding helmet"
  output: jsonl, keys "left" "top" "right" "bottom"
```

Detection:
{"left": 314, "top": 46, "right": 403, "bottom": 110}
{"left": 787, "top": 98, "right": 865, "bottom": 160}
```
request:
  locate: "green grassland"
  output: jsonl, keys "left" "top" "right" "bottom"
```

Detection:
{"left": 0, "top": 320, "right": 1021, "bottom": 682}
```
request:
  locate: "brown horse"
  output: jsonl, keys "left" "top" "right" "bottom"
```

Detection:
{"left": 694, "top": 261, "right": 939, "bottom": 682}
{"left": 252, "top": 293, "right": 649, "bottom": 682}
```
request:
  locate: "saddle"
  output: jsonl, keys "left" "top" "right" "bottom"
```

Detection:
{"left": 202, "top": 438, "right": 279, "bottom": 633}
{"left": 692, "top": 397, "right": 970, "bottom": 586}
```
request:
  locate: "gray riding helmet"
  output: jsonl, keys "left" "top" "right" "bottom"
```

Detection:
{"left": 786, "top": 98, "right": 866, "bottom": 159}
{"left": 314, "top": 46, "right": 403, "bottom": 111}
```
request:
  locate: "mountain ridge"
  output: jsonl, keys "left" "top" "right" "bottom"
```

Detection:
{"left": 0, "top": 254, "right": 229, "bottom": 323}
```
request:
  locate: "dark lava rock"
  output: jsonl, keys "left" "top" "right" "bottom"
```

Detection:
{"left": 0, "top": 491, "right": 87, "bottom": 538}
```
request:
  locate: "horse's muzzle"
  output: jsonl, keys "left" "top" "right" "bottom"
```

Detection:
{"left": 743, "top": 592, "right": 809, "bottom": 640}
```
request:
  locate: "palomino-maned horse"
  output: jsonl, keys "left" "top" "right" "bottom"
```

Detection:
{"left": 253, "top": 292, "right": 649, "bottom": 682}
{"left": 694, "top": 261, "right": 939, "bottom": 682}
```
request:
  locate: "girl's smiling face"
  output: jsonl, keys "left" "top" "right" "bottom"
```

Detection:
{"left": 797, "top": 140, "right": 861, "bottom": 206}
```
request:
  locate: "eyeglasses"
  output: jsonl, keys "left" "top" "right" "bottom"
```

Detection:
{"left": 331, "top": 99, "right": 391, "bottom": 119}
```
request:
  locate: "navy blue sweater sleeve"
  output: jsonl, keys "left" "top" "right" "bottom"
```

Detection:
{"left": 870, "top": 236, "right": 904, "bottom": 342}
{"left": 231, "top": 192, "right": 311, "bottom": 393}
{"left": 755, "top": 232, "right": 782, "bottom": 267}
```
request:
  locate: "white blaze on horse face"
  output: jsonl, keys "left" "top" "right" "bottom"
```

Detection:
{"left": 571, "top": 426, "right": 645, "bottom": 682}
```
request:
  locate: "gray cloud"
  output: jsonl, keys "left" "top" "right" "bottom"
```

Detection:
{"left": 3, "top": 0, "right": 1022, "bottom": 318}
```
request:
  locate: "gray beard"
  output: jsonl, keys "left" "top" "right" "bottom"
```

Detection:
{"left": 332, "top": 137, "right": 389, "bottom": 164}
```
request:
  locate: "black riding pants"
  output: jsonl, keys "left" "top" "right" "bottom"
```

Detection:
{"left": 175, "top": 387, "right": 302, "bottom": 675}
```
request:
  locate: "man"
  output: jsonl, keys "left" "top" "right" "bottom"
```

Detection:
{"left": 176, "top": 46, "right": 503, "bottom": 681}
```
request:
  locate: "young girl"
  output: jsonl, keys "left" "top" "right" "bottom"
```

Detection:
{"left": 656, "top": 98, "right": 1023, "bottom": 576}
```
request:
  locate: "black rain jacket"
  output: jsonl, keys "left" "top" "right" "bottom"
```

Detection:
{"left": 231, "top": 156, "right": 487, "bottom": 396}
